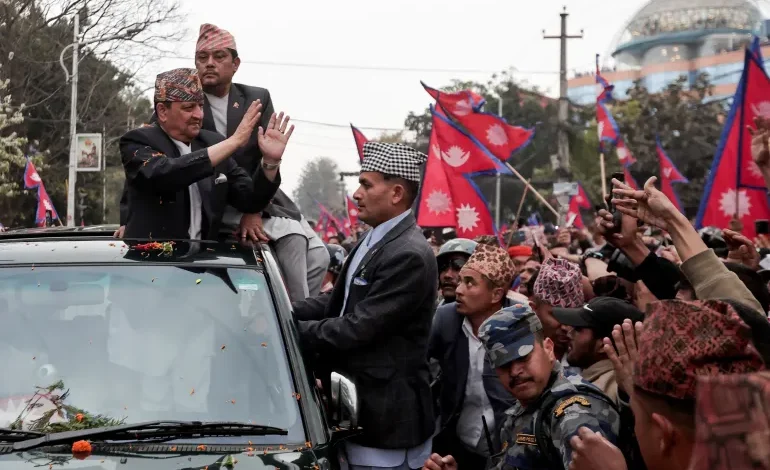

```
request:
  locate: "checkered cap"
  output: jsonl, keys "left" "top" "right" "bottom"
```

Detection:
{"left": 196, "top": 23, "right": 237, "bottom": 52}
{"left": 154, "top": 68, "right": 204, "bottom": 104}
{"left": 360, "top": 142, "right": 427, "bottom": 182}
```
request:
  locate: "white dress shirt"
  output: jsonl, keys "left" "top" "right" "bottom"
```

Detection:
{"left": 456, "top": 318, "right": 495, "bottom": 455}
{"left": 339, "top": 209, "right": 432, "bottom": 468}
{"left": 169, "top": 138, "right": 202, "bottom": 240}
{"left": 204, "top": 92, "right": 228, "bottom": 137}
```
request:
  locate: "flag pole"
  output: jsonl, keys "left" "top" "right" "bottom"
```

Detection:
{"left": 507, "top": 180, "right": 531, "bottom": 247}
{"left": 502, "top": 162, "right": 559, "bottom": 217}
{"left": 600, "top": 152, "right": 608, "bottom": 203}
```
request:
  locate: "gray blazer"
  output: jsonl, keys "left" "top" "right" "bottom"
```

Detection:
{"left": 293, "top": 212, "right": 438, "bottom": 449}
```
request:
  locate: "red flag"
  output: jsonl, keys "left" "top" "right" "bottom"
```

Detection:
{"left": 416, "top": 120, "right": 456, "bottom": 228}
{"left": 574, "top": 183, "right": 592, "bottom": 210}
{"left": 615, "top": 138, "right": 637, "bottom": 166}
{"left": 421, "top": 81, "right": 485, "bottom": 117}
{"left": 350, "top": 124, "right": 368, "bottom": 163}
{"left": 430, "top": 106, "right": 507, "bottom": 237}
{"left": 623, "top": 165, "right": 639, "bottom": 191}
{"left": 697, "top": 46, "right": 770, "bottom": 239}
{"left": 445, "top": 109, "right": 534, "bottom": 162}
{"left": 656, "top": 138, "right": 688, "bottom": 214}
{"left": 346, "top": 195, "right": 359, "bottom": 227}
{"left": 36, "top": 186, "right": 59, "bottom": 227}
{"left": 23, "top": 158, "right": 43, "bottom": 189}
{"left": 596, "top": 55, "right": 620, "bottom": 152}
{"left": 567, "top": 196, "right": 585, "bottom": 229}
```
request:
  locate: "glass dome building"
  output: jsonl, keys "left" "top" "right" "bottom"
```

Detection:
{"left": 568, "top": 0, "right": 767, "bottom": 105}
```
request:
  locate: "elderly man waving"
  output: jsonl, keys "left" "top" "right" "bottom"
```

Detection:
{"left": 120, "top": 68, "right": 292, "bottom": 241}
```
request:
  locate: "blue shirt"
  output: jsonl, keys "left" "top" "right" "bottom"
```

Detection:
{"left": 339, "top": 209, "right": 412, "bottom": 317}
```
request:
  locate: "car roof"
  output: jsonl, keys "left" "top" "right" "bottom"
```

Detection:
{"left": 0, "top": 225, "right": 264, "bottom": 268}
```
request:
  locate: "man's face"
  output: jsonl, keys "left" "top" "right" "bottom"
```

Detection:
{"left": 157, "top": 102, "right": 204, "bottom": 142}
{"left": 518, "top": 260, "right": 540, "bottom": 288}
{"left": 496, "top": 338, "right": 555, "bottom": 406}
{"left": 530, "top": 299, "right": 571, "bottom": 360}
{"left": 512, "top": 255, "right": 530, "bottom": 273}
{"left": 566, "top": 327, "right": 603, "bottom": 369}
{"left": 455, "top": 268, "right": 502, "bottom": 315}
{"left": 353, "top": 172, "right": 403, "bottom": 227}
{"left": 438, "top": 254, "right": 468, "bottom": 300}
{"left": 195, "top": 49, "right": 239, "bottom": 88}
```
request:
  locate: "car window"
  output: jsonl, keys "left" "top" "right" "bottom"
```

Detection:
{"left": 0, "top": 265, "right": 303, "bottom": 445}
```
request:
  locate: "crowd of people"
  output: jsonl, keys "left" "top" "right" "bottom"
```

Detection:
{"left": 112, "top": 21, "right": 770, "bottom": 470}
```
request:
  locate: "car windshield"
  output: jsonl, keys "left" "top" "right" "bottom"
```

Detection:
{"left": 0, "top": 264, "right": 303, "bottom": 445}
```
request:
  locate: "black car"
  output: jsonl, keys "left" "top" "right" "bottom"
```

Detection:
{"left": 0, "top": 226, "right": 360, "bottom": 469}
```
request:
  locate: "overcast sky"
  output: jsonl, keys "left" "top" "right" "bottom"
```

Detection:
{"left": 141, "top": 0, "right": 653, "bottom": 202}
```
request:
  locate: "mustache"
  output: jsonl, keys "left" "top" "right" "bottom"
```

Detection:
{"left": 509, "top": 375, "right": 532, "bottom": 388}
{"left": 439, "top": 281, "right": 457, "bottom": 289}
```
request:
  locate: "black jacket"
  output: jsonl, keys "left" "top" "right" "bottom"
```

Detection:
{"left": 119, "top": 123, "right": 279, "bottom": 239}
{"left": 292, "top": 213, "right": 438, "bottom": 449}
{"left": 428, "top": 300, "right": 517, "bottom": 452}
{"left": 120, "top": 82, "right": 299, "bottom": 226}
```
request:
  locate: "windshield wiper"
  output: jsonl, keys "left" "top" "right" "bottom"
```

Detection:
{"left": 0, "top": 428, "right": 44, "bottom": 442}
{"left": 13, "top": 420, "right": 288, "bottom": 451}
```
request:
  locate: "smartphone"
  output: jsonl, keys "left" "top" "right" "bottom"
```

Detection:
{"left": 608, "top": 171, "right": 625, "bottom": 233}
{"left": 756, "top": 220, "right": 770, "bottom": 235}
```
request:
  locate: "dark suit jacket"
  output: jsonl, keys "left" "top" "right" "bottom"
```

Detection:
{"left": 292, "top": 213, "right": 438, "bottom": 449}
{"left": 119, "top": 123, "right": 280, "bottom": 239}
{"left": 428, "top": 301, "right": 518, "bottom": 452}
{"left": 202, "top": 82, "right": 301, "bottom": 222}
{"left": 119, "top": 82, "right": 299, "bottom": 225}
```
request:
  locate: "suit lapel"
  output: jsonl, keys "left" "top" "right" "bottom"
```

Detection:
{"left": 352, "top": 212, "right": 415, "bottom": 279}
{"left": 202, "top": 98, "right": 216, "bottom": 134}
{"left": 226, "top": 85, "right": 246, "bottom": 138}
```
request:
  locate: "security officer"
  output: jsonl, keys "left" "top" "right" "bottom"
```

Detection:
{"left": 436, "top": 238, "right": 478, "bottom": 307}
{"left": 424, "top": 304, "right": 620, "bottom": 470}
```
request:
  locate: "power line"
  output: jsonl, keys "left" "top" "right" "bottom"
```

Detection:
{"left": 293, "top": 118, "right": 403, "bottom": 132}
{"left": 159, "top": 55, "right": 559, "bottom": 75}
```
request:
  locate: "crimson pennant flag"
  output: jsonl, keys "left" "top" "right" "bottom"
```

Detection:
{"left": 350, "top": 124, "right": 368, "bottom": 163}
{"left": 313, "top": 213, "right": 327, "bottom": 234}
{"left": 656, "top": 137, "right": 688, "bottom": 214}
{"left": 416, "top": 115, "right": 457, "bottom": 228}
{"left": 615, "top": 138, "right": 637, "bottom": 166}
{"left": 623, "top": 165, "right": 639, "bottom": 191}
{"left": 316, "top": 201, "right": 348, "bottom": 239}
{"left": 22, "top": 157, "right": 60, "bottom": 226}
{"left": 446, "top": 107, "right": 534, "bottom": 162}
{"left": 429, "top": 106, "right": 510, "bottom": 238}
{"left": 566, "top": 183, "right": 591, "bottom": 229}
{"left": 346, "top": 195, "right": 360, "bottom": 227}
{"left": 697, "top": 39, "right": 770, "bottom": 239}
{"left": 421, "top": 81, "right": 485, "bottom": 117}
{"left": 596, "top": 55, "right": 620, "bottom": 152}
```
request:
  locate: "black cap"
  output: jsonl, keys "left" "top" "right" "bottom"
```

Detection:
{"left": 552, "top": 296, "right": 644, "bottom": 338}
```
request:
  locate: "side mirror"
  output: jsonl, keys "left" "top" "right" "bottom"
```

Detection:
{"left": 330, "top": 372, "right": 359, "bottom": 428}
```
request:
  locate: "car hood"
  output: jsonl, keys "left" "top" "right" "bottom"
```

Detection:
{"left": 0, "top": 446, "right": 322, "bottom": 469}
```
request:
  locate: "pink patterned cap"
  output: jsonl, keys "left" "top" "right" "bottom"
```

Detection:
{"left": 532, "top": 257, "right": 584, "bottom": 308}
{"left": 196, "top": 24, "right": 237, "bottom": 53}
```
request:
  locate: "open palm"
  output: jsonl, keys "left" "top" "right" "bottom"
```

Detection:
{"left": 258, "top": 112, "right": 295, "bottom": 161}
{"left": 611, "top": 177, "right": 678, "bottom": 231}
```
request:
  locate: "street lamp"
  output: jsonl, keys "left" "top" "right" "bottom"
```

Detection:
{"left": 59, "top": 12, "right": 140, "bottom": 226}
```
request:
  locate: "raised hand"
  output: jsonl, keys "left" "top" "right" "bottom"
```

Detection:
{"left": 611, "top": 177, "right": 679, "bottom": 231}
{"left": 603, "top": 319, "right": 643, "bottom": 395}
{"left": 258, "top": 112, "right": 295, "bottom": 162}
{"left": 749, "top": 116, "right": 770, "bottom": 169}
{"left": 723, "top": 228, "right": 760, "bottom": 270}
{"left": 231, "top": 100, "right": 263, "bottom": 148}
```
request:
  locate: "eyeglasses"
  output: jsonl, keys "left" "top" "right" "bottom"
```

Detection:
{"left": 439, "top": 258, "right": 467, "bottom": 272}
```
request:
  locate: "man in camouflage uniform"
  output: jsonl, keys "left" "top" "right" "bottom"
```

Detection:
{"left": 424, "top": 303, "right": 620, "bottom": 470}
{"left": 435, "top": 239, "right": 478, "bottom": 308}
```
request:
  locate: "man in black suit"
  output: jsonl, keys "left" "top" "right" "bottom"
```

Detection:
{"left": 120, "top": 67, "right": 293, "bottom": 241}
{"left": 194, "top": 23, "right": 329, "bottom": 301}
{"left": 429, "top": 244, "right": 518, "bottom": 469}
{"left": 293, "top": 142, "right": 437, "bottom": 470}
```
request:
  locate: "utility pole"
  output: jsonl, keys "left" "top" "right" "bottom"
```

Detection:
{"left": 543, "top": 6, "right": 583, "bottom": 180}
{"left": 60, "top": 16, "right": 139, "bottom": 226}
{"left": 494, "top": 98, "right": 503, "bottom": 228}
